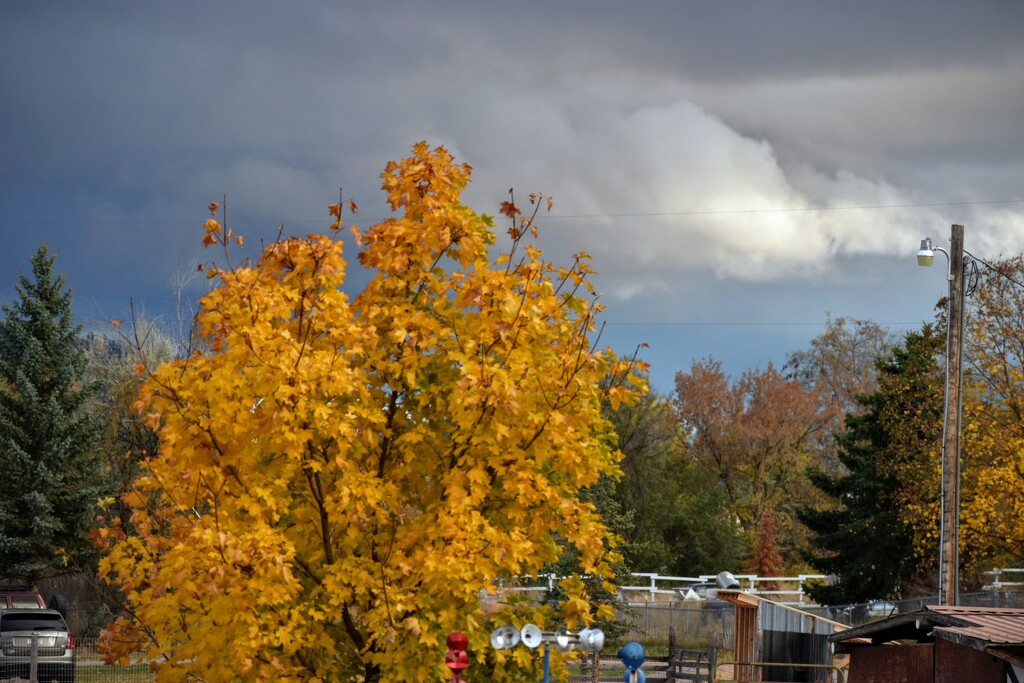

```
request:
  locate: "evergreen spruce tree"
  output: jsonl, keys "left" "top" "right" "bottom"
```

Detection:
{"left": 0, "top": 244, "right": 104, "bottom": 581}
{"left": 799, "top": 326, "right": 943, "bottom": 604}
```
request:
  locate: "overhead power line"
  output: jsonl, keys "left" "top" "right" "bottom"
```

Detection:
{"left": 540, "top": 198, "right": 1024, "bottom": 219}
{"left": 2, "top": 198, "right": 1022, "bottom": 227}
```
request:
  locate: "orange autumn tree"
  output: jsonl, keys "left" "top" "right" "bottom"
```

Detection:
{"left": 97, "top": 143, "right": 643, "bottom": 682}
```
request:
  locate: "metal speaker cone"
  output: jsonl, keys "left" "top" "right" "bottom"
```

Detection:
{"left": 490, "top": 625, "right": 520, "bottom": 650}
{"left": 520, "top": 623, "right": 543, "bottom": 649}
{"left": 554, "top": 628, "right": 574, "bottom": 653}
{"left": 578, "top": 627, "right": 605, "bottom": 653}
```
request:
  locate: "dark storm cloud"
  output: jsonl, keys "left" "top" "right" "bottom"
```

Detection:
{"left": 2, "top": 1, "right": 1022, "bottom": 389}
{"left": 406, "top": 1, "right": 1024, "bottom": 81}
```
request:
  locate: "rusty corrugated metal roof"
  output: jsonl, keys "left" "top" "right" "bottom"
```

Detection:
{"left": 831, "top": 605, "right": 1024, "bottom": 650}
{"left": 929, "top": 606, "right": 1024, "bottom": 646}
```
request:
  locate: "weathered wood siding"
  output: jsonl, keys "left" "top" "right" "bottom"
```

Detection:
{"left": 847, "top": 643, "right": 933, "bottom": 683}
{"left": 934, "top": 638, "right": 1003, "bottom": 683}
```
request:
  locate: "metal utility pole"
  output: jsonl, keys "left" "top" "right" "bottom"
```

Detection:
{"left": 939, "top": 224, "right": 965, "bottom": 606}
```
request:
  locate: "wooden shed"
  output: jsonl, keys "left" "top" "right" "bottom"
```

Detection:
{"left": 829, "top": 605, "right": 1024, "bottom": 683}
{"left": 717, "top": 590, "right": 848, "bottom": 682}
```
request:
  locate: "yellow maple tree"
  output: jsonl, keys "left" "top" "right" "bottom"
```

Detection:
{"left": 96, "top": 142, "right": 643, "bottom": 682}
{"left": 957, "top": 255, "right": 1024, "bottom": 573}
{"left": 894, "top": 255, "right": 1024, "bottom": 587}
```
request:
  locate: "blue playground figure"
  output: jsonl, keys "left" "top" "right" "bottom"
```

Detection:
{"left": 617, "top": 641, "right": 646, "bottom": 683}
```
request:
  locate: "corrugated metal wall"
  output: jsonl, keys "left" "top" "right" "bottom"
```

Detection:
{"left": 758, "top": 602, "right": 836, "bottom": 682}
{"left": 759, "top": 602, "right": 838, "bottom": 636}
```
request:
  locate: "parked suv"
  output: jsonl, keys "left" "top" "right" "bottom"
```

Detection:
{"left": 0, "top": 609, "right": 76, "bottom": 683}
{"left": 0, "top": 584, "right": 47, "bottom": 609}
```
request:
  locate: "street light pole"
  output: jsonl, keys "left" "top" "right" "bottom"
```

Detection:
{"left": 940, "top": 224, "right": 965, "bottom": 606}
{"left": 919, "top": 224, "right": 966, "bottom": 606}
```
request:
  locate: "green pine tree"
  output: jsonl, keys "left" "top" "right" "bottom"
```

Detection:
{"left": 799, "top": 326, "right": 943, "bottom": 604}
{"left": 0, "top": 244, "right": 105, "bottom": 581}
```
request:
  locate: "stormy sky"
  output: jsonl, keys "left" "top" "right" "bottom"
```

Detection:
{"left": 2, "top": 2, "right": 1023, "bottom": 392}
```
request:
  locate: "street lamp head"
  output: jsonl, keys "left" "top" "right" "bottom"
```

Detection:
{"left": 917, "top": 237, "right": 935, "bottom": 267}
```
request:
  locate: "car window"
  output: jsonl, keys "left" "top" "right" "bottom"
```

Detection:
{"left": 0, "top": 613, "right": 66, "bottom": 632}
{"left": 9, "top": 596, "right": 42, "bottom": 608}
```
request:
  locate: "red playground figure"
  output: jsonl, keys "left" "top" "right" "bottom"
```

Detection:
{"left": 445, "top": 632, "right": 470, "bottom": 682}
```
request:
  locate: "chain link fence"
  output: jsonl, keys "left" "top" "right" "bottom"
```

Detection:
{"left": 618, "top": 591, "right": 1024, "bottom": 641}
{"left": 0, "top": 637, "right": 154, "bottom": 683}
{"left": 615, "top": 604, "right": 735, "bottom": 653}
{"left": 797, "top": 590, "right": 1024, "bottom": 627}
{"left": 5, "top": 593, "right": 1020, "bottom": 681}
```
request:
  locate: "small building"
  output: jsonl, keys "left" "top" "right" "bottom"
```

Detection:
{"left": 718, "top": 590, "right": 848, "bottom": 682}
{"left": 830, "top": 605, "right": 1024, "bottom": 683}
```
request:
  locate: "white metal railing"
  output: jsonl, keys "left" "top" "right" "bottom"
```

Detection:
{"left": 493, "top": 572, "right": 829, "bottom": 605}
{"left": 984, "top": 568, "right": 1024, "bottom": 590}
{"left": 617, "top": 573, "right": 828, "bottom": 605}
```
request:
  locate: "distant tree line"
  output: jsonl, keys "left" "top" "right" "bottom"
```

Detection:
{"left": 3, "top": 233, "right": 1024, "bottom": 675}
{"left": 603, "top": 260, "right": 1024, "bottom": 604}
